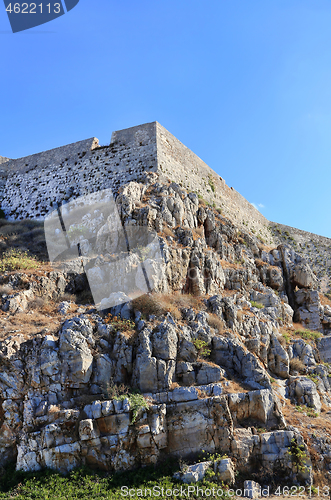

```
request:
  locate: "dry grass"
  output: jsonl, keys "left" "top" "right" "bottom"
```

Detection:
{"left": 0, "top": 284, "right": 14, "bottom": 295}
{"left": 132, "top": 292, "right": 205, "bottom": 319}
{"left": 277, "top": 334, "right": 287, "bottom": 348}
{"left": 320, "top": 293, "right": 331, "bottom": 308}
{"left": 207, "top": 313, "right": 226, "bottom": 334}
{"left": 193, "top": 226, "right": 205, "bottom": 239}
{"left": 170, "top": 382, "right": 181, "bottom": 390}
{"left": 255, "top": 258, "right": 268, "bottom": 268}
{"left": 289, "top": 357, "right": 306, "bottom": 374}
{"left": 197, "top": 358, "right": 219, "bottom": 368}
{"left": 0, "top": 298, "right": 83, "bottom": 342}
{"left": 222, "top": 378, "right": 250, "bottom": 394}
{"left": 219, "top": 259, "right": 243, "bottom": 269}
{"left": 161, "top": 225, "right": 175, "bottom": 238}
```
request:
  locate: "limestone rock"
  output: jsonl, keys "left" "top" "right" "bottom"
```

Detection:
{"left": 174, "top": 461, "right": 212, "bottom": 483}
{"left": 287, "top": 376, "right": 321, "bottom": 412}
{"left": 215, "top": 458, "right": 235, "bottom": 485}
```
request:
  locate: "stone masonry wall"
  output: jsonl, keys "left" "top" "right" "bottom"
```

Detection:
{"left": 0, "top": 121, "right": 328, "bottom": 256}
{"left": 0, "top": 126, "right": 158, "bottom": 220}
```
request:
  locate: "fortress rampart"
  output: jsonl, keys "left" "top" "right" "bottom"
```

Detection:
{"left": 1, "top": 122, "right": 329, "bottom": 253}
{"left": 0, "top": 122, "right": 272, "bottom": 242}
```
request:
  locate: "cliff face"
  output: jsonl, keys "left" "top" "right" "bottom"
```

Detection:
{"left": 0, "top": 175, "right": 331, "bottom": 485}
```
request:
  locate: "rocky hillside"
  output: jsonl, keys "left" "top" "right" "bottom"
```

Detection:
{"left": 1, "top": 177, "right": 331, "bottom": 488}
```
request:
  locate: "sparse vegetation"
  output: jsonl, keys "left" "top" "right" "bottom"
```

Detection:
{"left": 0, "top": 219, "right": 47, "bottom": 261}
{"left": 288, "top": 437, "right": 310, "bottom": 473}
{"left": 295, "top": 405, "right": 319, "bottom": 418}
{"left": 280, "top": 331, "right": 291, "bottom": 344}
{"left": 294, "top": 329, "right": 322, "bottom": 342}
{"left": 250, "top": 300, "right": 264, "bottom": 309}
{"left": 208, "top": 175, "right": 216, "bottom": 193}
{"left": 207, "top": 313, "right": 225, "bottom": 334}
{"left": 289, "top": 357, "right": 306, "bottom": 374}
{"left": 104, "top": 313, "right": 136, "bottom": 333}
{"left": 131, "top": 292, "right": 203, "bottom": 320}
{"left": 193, "top": 339, "right": 211, "bottom": 358}
{"left": 0, "top": 248, "right": 40, "bottom": 272}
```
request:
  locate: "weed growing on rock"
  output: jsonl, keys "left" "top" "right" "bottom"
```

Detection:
{"left": 294, "top": 329, "right": 322, "bottom": 342}
{"left": 288, "top": 438, "right": 309, "bottom": 473}
{"left": 193, "top": 339, "right": 211, "bottom": 358}
{"left": 116, "top": 393, "right": 149, "bottom": 424}
{"left": 307, "top": 373, "right": 319, "bottom": 386}
{"left": 104, "top": 314, "right": 135, "bottom": 333}
{"left": 295, "top": 405, "right": 319, "bottom": 418}
{"left": 250, "top": 300, "right": 264, "bottom": 309}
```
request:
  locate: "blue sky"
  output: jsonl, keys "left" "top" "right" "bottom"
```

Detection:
{"left": 1, "top": 0, "right": 331, "bottom": 238}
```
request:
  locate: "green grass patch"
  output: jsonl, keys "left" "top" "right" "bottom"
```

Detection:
{"left": 0, "top": 461, "right": 229, "bottom": 499}
{"left": 0, "top": 248, "right": 40, "bottom": 272}
{"left": 294, "top": 329, "right": 322, "bottom": 342}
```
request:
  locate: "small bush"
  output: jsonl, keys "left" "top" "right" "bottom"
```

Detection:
{"left": 281, "top": 331, "right": 291, "bottom": 344}
{"left": 0, "top": 249, "right": 39, "bottom": 272}
{"left": 104, "top": 314, "right": 136, "bottom": 333}
{"left": 289, "top": 357, "right": 306, "bottom": 374}
{"left": 115, "top": 392, "right": 149, "bottom": 424}
{"left": 250, "top": 300, "right": 264, "bottom": 309}
{"left": 288, "top": 438, "right": 309, "bottom": 473}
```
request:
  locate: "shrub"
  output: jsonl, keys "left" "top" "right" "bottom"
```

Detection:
{"left": 289, "top": 357, "right": 306, "bottom": 374}
{"left": 208, "top": 314, "right": 225, "bottom": 333}
{"left": 132, "top": 293, "right": 202, "bottom": 320}
{"left": 0, "top": 249, "right": 39, "bottom": 272}
{"left": 281, "top": 331, "right": 291, "bottom": 344}
{"left": 193, "top": 339, "right": 211, "bottom": 358}
{"left": 115, "top": 392, "right": 149, "bottom": 424}
{"left": 104, "top": 314, "right": 136, "bottom": 333}
{"left": 288, "top": 438, "right": 309, "bottom": 473}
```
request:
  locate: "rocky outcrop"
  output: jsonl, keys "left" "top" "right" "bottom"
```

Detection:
{"left": 0, "top": 176, "right": 327, "bottom": 483}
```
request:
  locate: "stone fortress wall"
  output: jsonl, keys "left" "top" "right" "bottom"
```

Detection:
{"left": 0, "top": 124, "right": 158, "bottom": 220}
{"left": 0, "top": 122, "right": 270, "bottom": 241}
{"left": 0, "top": 122, "right": 330, "bottom": 256}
